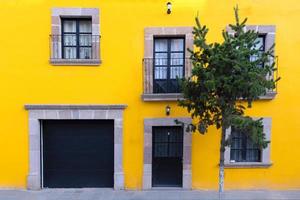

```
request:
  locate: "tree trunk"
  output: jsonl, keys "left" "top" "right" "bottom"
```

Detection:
{"left": 218, "top": 125, "right": 226, "bottom": 199}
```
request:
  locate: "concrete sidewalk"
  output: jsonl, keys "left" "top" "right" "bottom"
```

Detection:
{"left": 0, "top": 189, "right": 299, "bottom": 200}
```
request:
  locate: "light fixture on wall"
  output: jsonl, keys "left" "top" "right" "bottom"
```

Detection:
{"left": 166, "top": 105, "right": 171, "bottom": 116}
{"left": 166, "top": 2, "right": 172, "bottom": 14}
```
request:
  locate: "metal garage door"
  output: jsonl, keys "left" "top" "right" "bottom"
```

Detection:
{"left": 42, "top": 120, "right": 114, "bottom": 188}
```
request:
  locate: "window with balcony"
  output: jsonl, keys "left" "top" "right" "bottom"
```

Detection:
{"left": 50, "top": 8, "right": 100, "bottom": 66}
{"left": 142, "top": 27, "right": 193, "bottom": 101}
{"left": 227, "top": 25, "right": 278, "bottom": 99}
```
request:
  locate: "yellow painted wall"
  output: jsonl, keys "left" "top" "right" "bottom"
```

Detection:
{"left": 0, "top": 0, "right": 299, "bottom": 190}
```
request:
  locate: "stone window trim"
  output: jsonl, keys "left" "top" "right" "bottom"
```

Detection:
{"left": 226, "top": 25, "right": 277, "bottom": 100}
{"left": 142, "top": 93, "right": 184, "bottom": 102}
{"left": 224, "top": 117, "right": 272, "bottom": 168}
{"left": 142, "top": 27, "right": 194, "bottom": 101}
{"left": 25, "top": 104, "right": 127, "bottom": 190}
{"left": 50, "top": 8, "right": 101, "bottom": 66}
{"left": 143, "top": 118, "right": 192, "bottom": 189}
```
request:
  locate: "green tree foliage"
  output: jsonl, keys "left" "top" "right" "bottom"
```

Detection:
{"left": 176, "top": 6, "right": 280, "bottom": 192}
{"left": 178, "top": 6, "right": 278, "bottom": 146}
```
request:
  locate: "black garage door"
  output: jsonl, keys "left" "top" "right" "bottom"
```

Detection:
{"left": 42, "top": 120, "right": 114, "bottom": 188}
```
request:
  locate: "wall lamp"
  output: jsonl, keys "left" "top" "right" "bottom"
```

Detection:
{"left": 166, "top": 105, "right": 171, "bottom": 116}
{"left": 167, "top": 2, "right": 172, "bottom": 14}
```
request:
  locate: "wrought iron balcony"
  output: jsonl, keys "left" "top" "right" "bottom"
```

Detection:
{"left": 142, "top": 56, "right": 279, "bottom": 101}
{"left": 49, "top": 35, "right": 101, "bottom": 65}
{"left": 142, "top": 58, "right": 192, "bottom": 101}
{"left": 262, "top": 55, "right": 279, "bottom": 99}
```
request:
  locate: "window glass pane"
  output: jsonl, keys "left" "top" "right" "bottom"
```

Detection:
{"left": 169, "top": 143, "right": 182, "bottom": 157}
{"left": 171, "top": 53, "right": 184, "bottom": 65}
{"left": 154, "top": 130, "right": 168, "bottom": 142}
{"left": 231, "top": 138, "right": 242, "bottom": 149}
{"left": 246, "top": 139, "right": 256, "bottom": 148}
{"left": 170, "top": 67, "right": 183, "bottom": 79}
{"left": 79, "top": 20, "right": 92, "bottom": 33}
{"left": 155, "top": 39, "right": 168, "bottom": 52}
{"left": 230, "top": 127, "right": 262, "bottom": 162}
{"left": 230, "top": 150, "right": 242, "bottom": 162}
{"left": 64, "top": 47, "right": 76, "bottom": 59}
{"left": 63, "top": 20, "right": 76, "bottom": 32}
{"left": 246, "top": 149, "right": 260, "bottom": 162}
{"left": 253, "top": 37, "right": 264, "bottom": 51}
{"left": 169, "top": 130, "right": 182, "bottom": 142}
{"left": 230, "top": 129, "right": 243, "bottom": 162}
{"left": 154, "top": 143, "right": 168, "bottom": 157}
{"left": 155, "top": 53, "right": 168, "bottom": 65}
{"left": 63, "top": 34, "right": 76, "bottom": 46}
{"left": 154, "top": 67, "right": 167, "bottom": 79}
{"left": 246, "top": 138, "right": 261, "bottom": 162}
{"left": 250, "top": 36, "right": 264, "bottom": 64}
{"left": 79, "top": 34, "right": 92, "bottom": 46}
{"left": 80, "top": 47, "right": 92, "bottom": 59}
{"left": 250, "top": 55, "right": 259, "bottom": 62}
{"left": 171, "top": 39, "right": 184, "bottom": 51}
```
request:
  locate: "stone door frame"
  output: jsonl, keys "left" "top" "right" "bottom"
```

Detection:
{"left": 25, "top": 104, "right": 127, "bottom": 190}
{"left": 143, "top": 118, "right": 192, "bottom": 189}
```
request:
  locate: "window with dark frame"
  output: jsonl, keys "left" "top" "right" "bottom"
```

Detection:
{"left": 62, "top": 18, "right": 92, "bottom": 59}
{"left": 153, "top": 37, "right": 185, "bottom": 93}
{"left": 250, "top": 35, "right": 266, "bottom": 67}
{"left": 230, "top": 127, "right": 262, "bottom": 162}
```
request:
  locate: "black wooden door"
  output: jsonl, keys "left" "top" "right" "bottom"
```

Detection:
{"left": 42, "top": 120, "right": 114, "bottom": 188}
{"left": 152, "top": 126, "right": 183, "bottom": 187}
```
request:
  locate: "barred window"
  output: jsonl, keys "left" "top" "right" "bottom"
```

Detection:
{"left": 230, "top": 127, "right": 261, "bottom": 162}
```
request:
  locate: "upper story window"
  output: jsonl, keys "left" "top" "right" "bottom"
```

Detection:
{"left": 142, "top": 27, "right": 193, "bottom": 101}
{"left": 50, "top": 8, "right": 100, "bottom": 66}
{"left": 62, "top": 18, "right": 92, "bottom": 59}
{"left": 230, "top": 127, "right": 261, "bottom": 162}
{"left": 153, "top": 37, "right": 185, "bottom": 93}
{"left": 226, "top": 25, "right": 278, "bottom": 99}
{"left": 250, "top": 35, "right": 266, "bottom": 66}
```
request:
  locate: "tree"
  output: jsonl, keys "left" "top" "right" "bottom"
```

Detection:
{"left": 176, "top": 6, "right": 280, "bottom": 196}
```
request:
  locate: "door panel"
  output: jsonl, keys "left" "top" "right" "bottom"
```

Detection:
{"left": 152, "top": 126, "right": 183, "bottom": 187}
{"left": 42, "top": 120, "right": 114, "bottom": 188}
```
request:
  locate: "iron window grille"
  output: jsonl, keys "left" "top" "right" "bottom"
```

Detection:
{"left": 230, "top": 127, "right": 261, "bottom": 162}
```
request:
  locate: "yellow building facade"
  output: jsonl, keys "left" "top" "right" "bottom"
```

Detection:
{"left": 0, "top": 0, "right": 299, "bottom": 190}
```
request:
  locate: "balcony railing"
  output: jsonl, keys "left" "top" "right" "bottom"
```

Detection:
{"left": 142, "top": 58, "right": 192, "bottom": 101}
{"left": 49, "top": 35, "right": 101, "bottom": 65}
{"left": 142, "top": 56, "right": 279, "bottom": 101}
{"left": 261, "top": 56, "right": 279, "bottom": 99}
